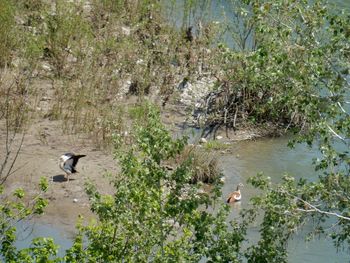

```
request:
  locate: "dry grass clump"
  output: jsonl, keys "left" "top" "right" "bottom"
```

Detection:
{"left": 168, "top": 145, "right": 222, "bottom": 185}
{"left": 189, "top": 150, "right": 221, "bottom": 184}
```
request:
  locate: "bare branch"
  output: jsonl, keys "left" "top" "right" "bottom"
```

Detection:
{"left": 0, "top": 133, "right": 25, "bottom": 185}
{"left": 6, "top": 161, "right": 29, "bottom": 178}
{"left": 295, "top": 206, "right": 350, "bottom": 222}
{"left": 282, "top": 190, "right": 350, "bottom": 221}
{"left": 326, "top": 124, "right": 348, "bottom": 144}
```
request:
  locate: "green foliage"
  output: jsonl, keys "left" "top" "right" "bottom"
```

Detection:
{"left": 73, "top": 104, "right": 246, "bottom": 262}
{"left": 17, "top": 237, "right": 60, "bottom": 263}
{"left": 203, "top": 140, "right": 230, "bottom": 151}
{"left": 0, "top": 0, "right": 48, "bottom": 68}
{"left": 42, "top": 0, "right": 182, "bottom": 147}
{"left": 178, "top": 146, "right": 222, "bottom": 184}
{"left": 0, "top": 0, "right": 16, "bottom": 67}
{"left": 128, "top": 103, "right": 151, "bottom": 124}
{"left": 245, "top": 175, "right": 297, "bottom": 263}
{"left": 12, "top": 0, "right": 48, "bottom": 64}
{"left": 14, "top": 0, "right": 44, "bottom": 11}
{"left": 39, "top": 176, "right": 49, "bottom": 192}
{"left": 204, "top": 0, "right": 349, "bottom": 132}
{"left": 0, "top": 177, "right": 54, "bottom": 262}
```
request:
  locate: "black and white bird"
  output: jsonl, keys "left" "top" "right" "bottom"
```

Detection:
{"left": 59, "top": 153, "right": 86, "bottom": 182}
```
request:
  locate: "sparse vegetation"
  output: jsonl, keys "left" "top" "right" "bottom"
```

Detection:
{"left": 0, "top": 0, "right": 16, "bottom": 67}
{"left": 0, "top": 0, "right": 349, "bottom": 262}
{"left": 0, "top": 69, "right": 50, "bottom": 262}
{"left": 202, "top": 140, "right": 230, "bottom": 151}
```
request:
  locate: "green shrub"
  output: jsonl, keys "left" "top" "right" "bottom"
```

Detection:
{"left": 0, "top": 0, "right": 16, "bottom": 67}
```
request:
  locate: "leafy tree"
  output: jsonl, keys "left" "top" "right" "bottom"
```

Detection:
{"left": 203, "top": 0, "right": 349, "bottom": 134}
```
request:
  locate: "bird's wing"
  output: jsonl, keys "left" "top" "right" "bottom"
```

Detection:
{"left": 72, "top": 157, "right": 79, "bottom": 167}
{"left": 64, "top": 158, "right": 75, "bottom": 173}
{"left": 226, "top": 191, "right": 241, "bottom": 203}
{"left": 72, "top": 155, "right": 86, "bottom": 167}
{"left": 226, "top": 193, "right": 234, "bottom": 203}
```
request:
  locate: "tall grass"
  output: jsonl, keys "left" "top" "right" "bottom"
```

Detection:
{"left": 45, "top": 1, "right": 217, "bottom": 147}
{"left": 1, "top": 0, "right": 221, "bottom": 149}
{"left": 0, "top": 0, "right": 16, "bottom": 67}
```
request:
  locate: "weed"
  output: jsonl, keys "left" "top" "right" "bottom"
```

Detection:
{"left": 203, "top": 140, "right": 230, "bottom": 151}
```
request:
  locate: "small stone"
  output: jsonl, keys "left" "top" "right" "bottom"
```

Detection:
{"left": 121, "top": 26, "right": 131, "bottom": 36}
{"left": 197, "top": 189, "right": 205, "bottom": 194}
{"left": 67, "top": 54, "right": 77, "bottom": 63}
{"left": 136, "top": 59, "right": 144, "bottom": 65}
{"left": 216, "top": 135, "right": 223, "bottom": 140}
{"left": 42, "top": 62, "right": 52, "bottom": 71}
{"left": 200, "top": 137, "right": 207, "bottom": 144}
{"left": 73, "top": 198, "right": 78, "bottom": 203}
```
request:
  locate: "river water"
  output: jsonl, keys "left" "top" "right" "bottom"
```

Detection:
{"left": 15, "top": 0, "right": 350, "bottom": 261}
{"left": 15, "top": 137, "right": 350, "bottom": 261}
{"left": 164, "top": 0, "right": 350, "bottom": 50}
{"left": 221, "top": 138, "right": 349, "bottom": 262}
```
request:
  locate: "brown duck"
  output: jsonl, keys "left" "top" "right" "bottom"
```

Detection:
{"left": 226, "top": 183, "right": 244, "bottom": 203}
